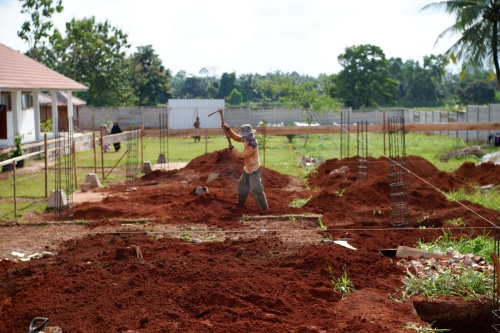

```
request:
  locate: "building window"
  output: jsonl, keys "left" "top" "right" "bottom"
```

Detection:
{"left": 21, "top": 92, "right": 34, "bottom": 110}
{"left": 0, "top": 93, "right": 12, "bottom": 111}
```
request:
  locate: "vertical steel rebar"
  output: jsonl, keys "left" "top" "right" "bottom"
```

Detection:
{"left": 53, "top": 119, "right": 74, "bottom": 220}
{"left": 159, "top": 114, "right": 164, "bottom": 171}
{"left": 388, "top": 117, "right": 409, "bottom": 227}
{"left": 356, "top": 121, "right": 368, "bottom": 180}
{"left": 340, "top": 108, "right": 351, "bottom": 159}
{"left": 66, "top": 119, "right": 74, "bottom": 218}
{"left": 158, "top": 113, "right": 168, "bottom": 170}
{"left": 493, "top": 223, "right": 500, "bottom": 332}
{"left": 126, "top": 127, "right": 140, "bottom": 188}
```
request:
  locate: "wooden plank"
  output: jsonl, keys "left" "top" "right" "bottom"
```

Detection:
{"left": 163, "top": 122, "right": 500, "bottom": 137}
{"left": 240, "top": 214, "right": 323, "bottom": 221}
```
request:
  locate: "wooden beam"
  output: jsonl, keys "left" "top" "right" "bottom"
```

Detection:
{"left": 162, "top": 122, "right": 500, "bottom": 137}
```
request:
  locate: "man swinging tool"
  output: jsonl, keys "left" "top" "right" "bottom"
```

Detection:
{"left": 223, "top": 122, "right": 268, "bottom": 210}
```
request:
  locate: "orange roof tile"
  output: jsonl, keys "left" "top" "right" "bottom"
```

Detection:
{"left": 0, "top": 43, "right": 88, "bottom": 91}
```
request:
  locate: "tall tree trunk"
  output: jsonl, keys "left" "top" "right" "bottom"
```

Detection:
{"left": 493, "top": 20, "right": 500, "bottom": 87}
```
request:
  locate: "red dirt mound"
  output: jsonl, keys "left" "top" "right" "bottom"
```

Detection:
{"left": 305, "top": 155, "right": 491, "bottom": 228}
{"left": 453, "top": 161, "right": 500, "bottom": 186}
{"left": 0, "top": 151, "right": 496, "bottom": 333}
{"left": 0, "top": 230, "right": 444, "bottom": 333}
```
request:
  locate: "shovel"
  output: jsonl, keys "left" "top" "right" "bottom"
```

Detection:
{"left": 28, "top": 317, "right": 49, "bottom": 333}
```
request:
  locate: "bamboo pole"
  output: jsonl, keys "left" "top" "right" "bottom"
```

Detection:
{"left": 205, "top": 128, "right": 208, "bottom": 154}
{"left": 100, "top": 126, "right": 105, "bottom": 180}
{"left": 93, "top": 132, "right": 97, "bottom": 173}
{"left": 105, "top": 150, "right": 128, "bottom": 180}
{"left": 44, "top": 134, "right": 48, "bottom": 198}
{"left": 141, "top": 122, "right": 144, "bottom": 172}
{"left": 13, "top": 161, "right": 17, "bottom": 218}
{"left": 262, "top": 119, "right": 266, "bottom": 168}
{"left": 73, "top": 141, "right": 78, "bottom": 189}
{"left": 383, "top": 110, "right": 386, "bottom": 156}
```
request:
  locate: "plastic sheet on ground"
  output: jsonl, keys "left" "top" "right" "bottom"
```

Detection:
{"left": 480, "top": 152, "right": 500, "bottom": 165}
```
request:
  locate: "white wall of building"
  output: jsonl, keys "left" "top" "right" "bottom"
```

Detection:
{"left": 168, "top": 99, "right": 225, "bottom": 129}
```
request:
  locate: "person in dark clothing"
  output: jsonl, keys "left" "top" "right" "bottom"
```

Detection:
{"left": 495, "top": 133, "right": 500, "bottom": 147}
{"left": 193, "top": 117, "right": 201, "bottom": 143}
{"left": 111, "top": 122, "right": 122, "bottom": 152}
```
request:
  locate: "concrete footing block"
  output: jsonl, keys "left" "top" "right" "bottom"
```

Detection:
{"left": 157, "top": 153, "right": 167, "bottom": 163}
{"left": 47, "top": 189, "right": 68, "bottom": 209}
{"left": 143, "top": 161, "right": 153, "bottom": 174}
{"left": 85, "top": 173, "right": 102, "bottom": 188}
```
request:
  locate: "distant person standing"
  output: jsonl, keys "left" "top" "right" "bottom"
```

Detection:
{"left": 193, "top": 117, "right": 201, "bottom": 143}
{"left": 102, "top": 124, "right": 111, "bottom": 152}
{"left": 111, "top": 122, "right": 123, "bottom": 152}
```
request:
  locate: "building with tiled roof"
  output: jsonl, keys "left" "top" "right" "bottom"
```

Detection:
{"left": 0, "top": 42, "right": 88, "bottom": 147}
{"left": 38, "top": 92, "right": 87, "bottom": 132}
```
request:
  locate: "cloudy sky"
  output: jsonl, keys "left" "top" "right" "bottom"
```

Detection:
{"left": 0, "top": 0, "right": 458, "bottom": 77}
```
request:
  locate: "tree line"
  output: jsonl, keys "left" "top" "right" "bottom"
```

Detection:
{"left": 16, "top": 0, "right": 500, "bottom": 111}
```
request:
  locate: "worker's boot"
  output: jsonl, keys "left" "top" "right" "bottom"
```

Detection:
{"left": 237, "top": 194, "right": 248, "bottom": 206}
{"left": 253, "top": 191, "right": 268, "bottom": 210}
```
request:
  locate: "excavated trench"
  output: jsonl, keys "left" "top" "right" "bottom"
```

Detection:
{"left": 414, "top": 298, "right": 493, "bottom": 333}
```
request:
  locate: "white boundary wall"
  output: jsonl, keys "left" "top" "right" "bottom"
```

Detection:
{"left": 77, "top": 102, "right": 500, "bottom": 142}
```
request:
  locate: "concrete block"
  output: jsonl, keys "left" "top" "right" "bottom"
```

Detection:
{"left": 85, "top": 173, "right": 102, "bottom": 188}
{"left": 194, "top": 186, "right": 209, "bottom": 195}
{"left": 143, "top": 161, "right": 153, "bottom": 174}
{"left": 157, "top": 153, "right": 167, "bottom": 163}
{"left": 47, "top": 189, "right": 68, "bottom": 209}
{"left": 80, "top": 183, "right": 91, "bottom": 192}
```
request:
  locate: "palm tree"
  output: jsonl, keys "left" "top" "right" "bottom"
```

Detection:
{"left": 423, "top": 0, "right": 500, "bottom": 86}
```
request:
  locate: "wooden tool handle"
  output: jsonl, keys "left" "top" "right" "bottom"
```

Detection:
{"left": 218, "top": 109, "right": 225, "bottom": 125}
{"left": 490, "top": 252, "right": 500, "bottom": 297}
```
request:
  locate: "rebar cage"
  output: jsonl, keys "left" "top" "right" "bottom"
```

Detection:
{"left": 356, "top": 121, "right": 368, "bottom": 180}
{"left": 340, "top": 108, "right": 351, "bottom": 159}
{"left": 158, "top": 113, "right": 169, "bottom": 170}
{"left": 125, "top": 126, "right": 140, "bottom": 188}
{"left": 53, "top": 117, "right": 74, "bottom": 220}
{"left": 387, "top": 117, "right": 409, "bottom": 227}
{"left": 493, "top": 225, "right": 500, "bottom": 332}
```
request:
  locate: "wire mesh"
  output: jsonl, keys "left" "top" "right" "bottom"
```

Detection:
{"left": 356, "top": 121, "right": 368, "bottom": 180}
{"left": 340, "top": 108, "right": 351, "bottom": 159}
{"left": 158, "top": 113, "right": 168, "bottom": 170}
{"left": 388, "top": 117, "right": 409, "bottom": 227}
{"left": 493, "top": 224, "right": 500, "bottom": 332}
{"left": 125, "top": 126, "right": 140, "bottom": 188}
{"left": 53, "top": 117, "right": 74, "bottom": 220}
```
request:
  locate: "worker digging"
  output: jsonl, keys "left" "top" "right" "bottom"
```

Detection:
{"left": 223, "top": 122, "right": 268, "bottom": 210}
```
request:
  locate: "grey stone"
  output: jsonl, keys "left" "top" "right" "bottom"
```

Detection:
{"left": 206, "top": 172, "right": 219, "bottom": 184}
{"left": 194, "top": 186, "right": 209, "bottom": 195}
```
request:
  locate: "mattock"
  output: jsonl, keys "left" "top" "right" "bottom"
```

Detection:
{"left": 208, "top": 109, "right": 232, "bottom": 145}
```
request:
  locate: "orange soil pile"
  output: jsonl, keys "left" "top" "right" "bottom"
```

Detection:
{"left": 0, "top": 149, "right": 496, "bottom": 332}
